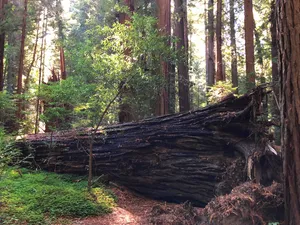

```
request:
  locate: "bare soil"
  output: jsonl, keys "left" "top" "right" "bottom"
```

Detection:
{"left": 71, "top": 186, "right": 203, "bottom": 225}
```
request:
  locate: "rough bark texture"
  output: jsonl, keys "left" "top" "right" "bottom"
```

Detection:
{"left": 19, "top": 88, "right": 281, "bottom": 207}
{"left": 244, "top": 0, "right": 255, "bottom": 90}
{"left": 276, "top": 0, "right": 300, "bottom": 224}
{"left": 175, "top": 0, "right": 190, "bottom": 112}
{"left": 206, "top": 0, "right": 215, "bottom": 87}
{"left": 215, "top": 0, "right": 223, "bottom": 82}
{"left": 156, "top": 0, "right": 170, "bottom": 116}
{"left": 229, "top": 0, "right": 238, "bottom": 91}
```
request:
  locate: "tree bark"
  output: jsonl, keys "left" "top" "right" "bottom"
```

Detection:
{"left": 276, "top": 0, "right": 300, "bottom": 224}
{"left": 175, "top": 0, "right": 190, "bottom": 112}
{"left": 16, "top": 0, "right": 28, "bottom": 120}
{"left": 19, "top": 88, "right": 281, "bottom": 207}
{"left": 244, "top": 0, "right": 255, "bottom": 90}
{"left": 229, "top": 0, "right": 238, "bottom": 92}
{"left": 206, "top": 0, "right": 215, "bottom": 87}
{"left": 0, "top": 0, "right": 8, "bottom": 91}
{"left": 156, "top": 0, "right": 171, "bottom": 116}
{"left": 215, "top": 0, "right": 223, "bottom": 82}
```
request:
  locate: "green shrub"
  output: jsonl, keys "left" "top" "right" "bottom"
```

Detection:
{"left": 0, "top": 127, "right": 19, "bottom": 174}
{"left": 0, "top": 168, "right": 116, "bottom": 224}
{"left": 0, "top": 92, "right": 16, "bottom": 126}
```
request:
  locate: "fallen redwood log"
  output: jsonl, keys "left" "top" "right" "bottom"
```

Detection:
{"left": 18, "top": 87, "right": 282, "bottom": 207}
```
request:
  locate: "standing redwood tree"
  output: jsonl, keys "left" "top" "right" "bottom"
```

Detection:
{"left": 206, "top": 0, "right": 215, "bottom": 87}
{"left": 276, "top": 0, "right": 300, "bottom": 224}
{"left": 156, "top": 0, "right": 171, "bottom": 116}
{"left": 215, "top": 0, "right": 223, "bottom": 82}
{"left": 16, "top": 0, "right": 28, "bottom": 120}
{"left": 175, "top": 0, "right": 190, "bottom": 112}
{"left": 244, "top": 0, "right": 255, "bottom": 90}
{"left": 229, "top": 0, "right": 238, "bottom": 91}
{"left": 0, "top": 0, "right": 7, "bottom": 91}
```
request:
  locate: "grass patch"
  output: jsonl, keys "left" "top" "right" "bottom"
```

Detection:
{"left": 0, "top": 168, "right": 116, "bottom": 224}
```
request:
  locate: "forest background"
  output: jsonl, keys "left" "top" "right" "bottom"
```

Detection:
{"left": 0, "top": 0, "right": 279, "bottom": 139}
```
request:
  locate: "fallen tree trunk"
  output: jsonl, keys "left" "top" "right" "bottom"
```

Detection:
{"left": 18, "top": 87, "right": 281, "bottom": 206}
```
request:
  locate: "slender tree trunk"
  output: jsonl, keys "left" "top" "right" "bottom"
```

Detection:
{"left": 206, "top": 0, "right": 215, "bottom": 87}
{"left": 276, "top": 0, "right": 300, "bottom": 224}
{"left": 270, "top": 0, "right": 280, "bottom": 145}
{"left": 244, "top": 0, "right": 255, "bottom": 90}
{"left": 56, "top": 0, "right": 66, "bottom": 80}
{"left": 35, "top": 10, "right": 47, "bottom": 134}
{"left": 175, "top": 0, "right": 190, "bottom": 112}
{"left": 59, "top": 47, "right": 66, "bottom": 80}
{"left": 215, "top": 0, "right": 223, "bottom": 82}
{"left": 16, "top": 0, "right": 28, "bottom": 120}
{"left": 229, "top": 0, "right": 238, "bottom": 92}
{"left": 24, "top": 16, "right": 40, "bottom": 92}
{"left": 0, "top": 0, "right": 8, "bottom": 91}
{"left": 254, "top": 26, "right": 268, "bottom": 119}
{"left": 156, "top": 0, "right": 170, "bottom": 116}
{"left": 168, "top": 56, "right": 176, "bottom": 114}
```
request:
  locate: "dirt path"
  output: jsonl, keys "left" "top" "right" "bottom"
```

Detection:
{"left": 71, "top": 186, "right": 203, "bottom": 225}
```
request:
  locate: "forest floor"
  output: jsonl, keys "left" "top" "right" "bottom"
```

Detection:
{"left": 71, "top": 185, "right": 203, "bottom": 225}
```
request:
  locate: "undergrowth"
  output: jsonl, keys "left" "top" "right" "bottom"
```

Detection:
{"left": 0, "top": 167, "right": 116, "bottom": 225}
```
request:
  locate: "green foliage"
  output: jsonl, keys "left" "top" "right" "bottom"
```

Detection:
{"left": 0, "top": 92, "right": 16, "bottom": 126}
{"left": 65, "top": 11, "right": 176, "bottom": 123}
{"left": 38, "top": 77, "right": 96, "bottom": 129}
{"left": 207, "top": 81, "right": 237, "bottom": 104}
{"left": 0, "top": 128, "right": 19, "bottom": 174}
{"left": 0, "top": 168, "right": 115, "bottom": 224}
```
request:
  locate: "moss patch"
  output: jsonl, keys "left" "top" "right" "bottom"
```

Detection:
{"left": 0, "top": 168, "right": 116, "bottom": 224}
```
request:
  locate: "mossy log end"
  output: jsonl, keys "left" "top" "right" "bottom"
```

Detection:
{"left": 18, "top": 88, "right": 281, "bottom": 207}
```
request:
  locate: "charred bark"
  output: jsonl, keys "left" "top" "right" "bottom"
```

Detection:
{"left": 19, "top": 88, "right": 281, "bottom": 207}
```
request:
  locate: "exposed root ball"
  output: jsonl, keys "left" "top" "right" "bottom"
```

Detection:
{"left": 203, "top": 182, "right": 283, "bottom": 225}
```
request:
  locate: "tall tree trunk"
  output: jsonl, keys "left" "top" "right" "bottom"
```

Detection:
{"left": 156, "top": 0, "right": 170, "bottom": 116}
{"left": 206, "top": 0, "right": 215, "bottom": 87}
{"left": 24, "top": 15, "right": 40, "bottom": 92}
{"left": 229, "top": 0, "right": 238, "bottom": 92}
{"left": 35, "top": 10, "right": 47, "bottom": 134}
{"left": 244, "top": 0, "right": 255, "bottom": 90}
{"left": 118, "top": 0, "right": 135, "bottom": 123}
{"left": 276, "top": 0, "right": 300, "bottom": 224}
{"left": 215, "top": 0, "right": 223, "bottom": 82}
{"left": 270, "top": 1, "right": 280, "bottom": 145}
{"left": 254, "top": 26, "right": 268, "bottom": 119}
{"left": 16, "top": 0, "right": 28, "bottom": 120}
{"left": 0, "top": 0, "right": 8, "bottom": 91}
{"left": 59, "top": 47, "right": 66, "bottom": 80}
{"left": 56, "top": 0, "right": 66, "bottom": 80}
{"left": 175, "top": 0, "right": 190, "bottom": 112}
